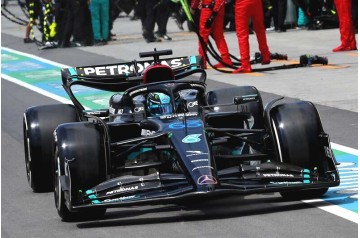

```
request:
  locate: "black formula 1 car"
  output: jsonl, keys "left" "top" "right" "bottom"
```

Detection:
{"left": 23, "top": 49, "right": 340, "bottom": 221}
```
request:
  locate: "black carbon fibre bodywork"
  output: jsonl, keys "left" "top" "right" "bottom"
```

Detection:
{"left": 24, "top": 50, "right": 340, "bottom": 219}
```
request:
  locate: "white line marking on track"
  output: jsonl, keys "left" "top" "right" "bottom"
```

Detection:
{"left": 2, "top": 47, "right": 69, "bottom": 68}
{"left": 302, "top": 199, "right": 359, "bottom": 223}
{"left": 2, "top": 74, "right": 71, "bottom": 104}
{"left": 331, "top": 143, "right": 358, "bottom": 155}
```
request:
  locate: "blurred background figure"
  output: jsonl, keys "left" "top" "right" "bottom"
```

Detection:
{"left": 171, "top": 0, "right": 186, "bottom": 30}
{"left": 59, "top": 0, "right": 93, "bottom": 47}
{"left": 233, "top": 0, "right": 270, "bottom": 73}
{"left": 190, "top": 0, "right": 232, "bottom": 69}
{"left": 270, "top": 0, "right": 287, "bottom": 32}
{"left": 24, "top": 0, "right": 43, "bottom": 43}
{"left": 137, "top": 0, "right": 161, "bottom": 43}
{"left": 109, "top": 0, "right": 136, "bottom": 40}
{"left": 155, "top": 0, "right": 172, "bottom": 40}
{"left": 224, "top": 0, "right": 235, "bottom": 31}
{"left": 296, "top": 0, "right": 309, "bottom": 28}
{"left": 89, "top": 0, "right": 110, "bottom": 46}
{"left": 332, "top": 0, "right": 357, "bottom": 52}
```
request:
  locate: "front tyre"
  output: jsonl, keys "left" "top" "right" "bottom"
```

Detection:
{"left": 270, "top": 101, "right": 330, "bottom": 200}
{"left": 54, "top": 122, "right": 106, "bottom": 221}
{"left": 54, "top": 146, "right": 72, "bottom": 220}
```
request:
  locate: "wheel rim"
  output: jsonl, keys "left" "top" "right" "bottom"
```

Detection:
{"left": 54, "top": 151, "right": 62, "bottom": 211}
{"left": 23, "top": 117, "right": 32, "bottom": 186}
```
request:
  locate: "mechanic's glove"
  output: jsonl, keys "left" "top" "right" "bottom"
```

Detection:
{"left": 205, "top": 12, "right": 218, "bottom": 29}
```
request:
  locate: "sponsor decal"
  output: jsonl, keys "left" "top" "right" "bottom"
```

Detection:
{"left": 160, "top": 112, "right": 198, "bottom": 119}
{"left": 197, "top": 175, "right": 218, "bottom": 185}
{"left": 187, "top": 101, "right": 198, "bottom": 108}
{"left": 242, "top": 94, "right": 258, "bottom": 101}
{"left": 111, "top": 108, "right": 145, "bottom": 114}
{"left": 192, "top": 166, "right": 213, "bottom": 171}
{"left": 191, "top": 159, "right": 209, "bottom": 163}
{"left": 81, "top": 59, "right": 184, "bottom": 76}
{"left": 103, "top": 195, "right": 138, "bottom": 203}
{"left": 169, "top": 119, "right": 202, "bottom": 129}
{"left": 141, "top": 129, "right": 156, "bottom": 136}
{"left": 129, "top": 87, "right": 147, "bottom": 96}
{"left": 106, "top": 186, "right": 139, "bottom": 195}
{"left": 85, "top": 110, "right": 107, "bottom": 115}
{"left": 270, "top": 181, "right": 303, "bottom": 185}
{"left": 263, "top": 173, "right": 294, "bottom": 177}
{"left": 186, "top": 151, "right": 209, "bottom": 157}
{"left": 182, "top": 134, "right": 202, "bottom": 143}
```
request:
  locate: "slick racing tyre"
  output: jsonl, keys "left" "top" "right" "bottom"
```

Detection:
{"left": 23, "top": 104, "right": 77, "bottom": 192}
{"left": 54, "top": 122, "right": 106, "bottom": 221}
{"left": 270, "top": 101, "right": 329, "bottom": 199}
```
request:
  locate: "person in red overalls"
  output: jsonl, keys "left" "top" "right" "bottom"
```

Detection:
{"left": 190, "top": 0, "right": 232, "bottom": 69}
{"left": 332, "top": 0, "right": 357, "bottom": 52}
{"left": 233, "top": 0, "right": 271, "bottom": 73}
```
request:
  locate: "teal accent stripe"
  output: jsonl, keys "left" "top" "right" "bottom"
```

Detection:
{"left": 128, "top": 147, "right": 152, "bottom": 160}
{"left": 68, "top": 68, "right": 78, "bottom": 80}
{"left": 303, "top": 169, "right": 310, "bottom": 184}
{"left": 190, "top": 56, "right": 197, "bottom": 69}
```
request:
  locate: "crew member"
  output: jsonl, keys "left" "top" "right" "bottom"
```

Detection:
{"left": 89, "top": 0, "right": 110, "bottom": 46}
{"left": 137, "top": 0, "right": 161, "bottom": 43}
{"left": 24, "top": 0, "right": 43, "bottom": 43}
{"left": 271, "top": 0, "right": 287, "bottom": 32}
{"left": 155, "top": 0, "right": 172, "bottom": 41}
{"left": 332, "top": 0, "right": 357, "bottom": 52}
{"left": 190, "top": 0, "right": 232, "bottom": 69}
{"left": 233, "top": 0, "right": 271, "bottom": 73}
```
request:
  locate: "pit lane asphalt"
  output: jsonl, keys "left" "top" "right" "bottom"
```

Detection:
{"left": 1, "top": 2, "right": 358, "bottom": 238}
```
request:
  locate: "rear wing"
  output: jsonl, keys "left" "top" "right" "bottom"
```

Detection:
{"left": 59, "top": 50, "right": 205, "bottom": 114}
{"left": 61, "top": 54, "right": 205, "bottom": 91}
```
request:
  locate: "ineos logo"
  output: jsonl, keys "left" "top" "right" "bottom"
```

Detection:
{"left": 187, "top": 101, "right": 198, "bottom": 108}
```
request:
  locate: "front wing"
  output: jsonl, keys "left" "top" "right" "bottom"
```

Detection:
{"left": 69, "top": 161, "right": 340, "bottom": 210}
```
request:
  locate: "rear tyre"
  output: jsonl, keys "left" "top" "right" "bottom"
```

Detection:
{"left": 270, "top": 101, "right": 329, "bottom": 199}
{"left": 23, "top": 104, "right": 77, "bottom": 192}
{"left": 54, "top": 122, "right": 106, "bottom": 221}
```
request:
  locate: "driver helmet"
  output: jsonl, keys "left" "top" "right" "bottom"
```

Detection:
{"left": 146, "top": 92, "right": 173, "bottom": 116}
